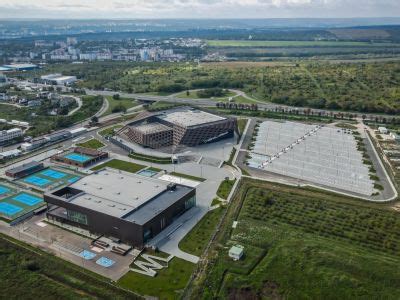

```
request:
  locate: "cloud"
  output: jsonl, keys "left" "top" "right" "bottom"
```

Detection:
{"left": 0, "top": 0, "right": 399, "bottom": 18}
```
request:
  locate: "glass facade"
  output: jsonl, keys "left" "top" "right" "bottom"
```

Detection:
{"left": 185, "top": 195, "right": 196, "bottom": 210}
{"left": 67, "top": 209, "right": 88, "bottom": 225}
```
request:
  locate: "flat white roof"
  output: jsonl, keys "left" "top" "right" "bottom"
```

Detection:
{"left": 69, "top": 168, "right": 170, "bottom": 218}
{"left": 158, "top": 107, "right": 225, "bottom": 127}
{"left": 134, "top": 122, "right": 171, "bottom": 134}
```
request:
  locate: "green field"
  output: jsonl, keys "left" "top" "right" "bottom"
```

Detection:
{"left": 179, "top": 206, "right": 225, "bottom": 256}
{"left": 118, "top": 257, "right": 195, "bottom": 300}
{"left": 103, "top": 96, "right": 139, "bottom": 116}
{"left": 129, "top": 152, "right": 172, "bottom": 164}
{"left": 76, "top": 138, "right": 105, "bottom": 149}
{"left": 216, "top": 179, "right": 236, "bottom": 200}
{"left": 91, "top": 159, "right": 146, "bottom": 173}
{"left": 189, "top": 178, "right": 400, "bottom": 299}
{"left": 98, "top": 125, "right": 123, "bottom": 137}
{"left": 0, "top": 234, "right": 139, "bottom": 299}
{"left": 206, "top": 40, "right": 399, "bottom": 47}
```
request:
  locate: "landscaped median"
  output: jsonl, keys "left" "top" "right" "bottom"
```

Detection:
{"left": 76, "top": 138, "right": 105, "bottom": 150}
{"left": 129, "top": 152, "right": 172, "bottom": 164}
{"left": 216, "top": 178, "right": 236, "bottom": 200}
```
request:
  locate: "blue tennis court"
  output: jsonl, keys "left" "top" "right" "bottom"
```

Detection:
{"left": 80, "top": 250, "right": 96, "bottom": 260}
{"left": 65, "top": 153, "right": 92, "bottom": 163}
{"left": 96, "top": 257, "right": 115, "bottom": 268}
{"left": 0, "top": 186, "right": 10, "bottom": 195}
{"left": 24, "top": 175, "right": 51, "bottom": 187}
{"left": 0, "top": 202, "right": 22, "bottom": 216}
{"left": 40, "top": 169, "right": 67, "bottom": 179}
{"left": 13, "top": 193, "right": 43, "bottom": 206}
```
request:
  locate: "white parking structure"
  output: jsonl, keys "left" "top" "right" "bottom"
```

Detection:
{"left": 247, "top": 121, "right": 374, "bottom": 196}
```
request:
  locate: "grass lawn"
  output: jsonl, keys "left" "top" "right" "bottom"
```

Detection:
{"left": 98, "top": 125, "right": 123, "bottom": 137}
{"left": 91, "top": 159, "right": 146, "bottom": 173}
{"left": 104, "top": 96, "right": 138, "bottom": 116}
{"left": 169, "top": 172, "right": 206, "bottom": 182}
{"left": 0, "top": 234, "right": 139, "bottom": 299}
{"left": 237, "top": 118, "right": 248, "bottom": 136}
{"left": 147, "top": 167, "right": 162, "bottom": 172}
{"left": 191, "top": 178, "right": 400, "bottom": 299}
{"left": 76, "top": 138, "right": 105, "bottom": 150}
{"left": 179, "top": 206, "right": 225, "bottom": 256}
{"left": 118, "top": 257, "right": 195, "bottom": 300}
{"left": 216, "top": 179, "right": 236, "bottom": 200}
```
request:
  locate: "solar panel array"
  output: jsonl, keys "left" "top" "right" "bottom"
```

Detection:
{"left": 248, "top": 121, "right": 374, "bottom": 196}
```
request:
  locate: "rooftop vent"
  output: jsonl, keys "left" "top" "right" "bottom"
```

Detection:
{"left": 108, "top": 204, "right": 116, "bottom": 207}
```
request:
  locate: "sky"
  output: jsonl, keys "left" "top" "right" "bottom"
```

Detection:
{"left": 0, "top": 0, "right": 399, "bottom": 19}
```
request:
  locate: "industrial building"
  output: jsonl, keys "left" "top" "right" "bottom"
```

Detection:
{"left": 41, "top": 73, "right": 77, "bottom": 85}
{"left": 0, "top": 128, "right": 23, "bottom": 145}
{"left": 5, "top": 161, "right": 45, "bottom": 179}
{"left": 119, "top": 107, "right": 237, "bottom": 149}
{"left": 51, "top": 147, "right": 108, "bottom": 168}
{"left": 44, "top": 168, "right": 196, "bottom": 247}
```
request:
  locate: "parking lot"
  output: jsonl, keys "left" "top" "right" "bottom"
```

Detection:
{"left": 247, "top": 121, "right": 374, "bottom": 196}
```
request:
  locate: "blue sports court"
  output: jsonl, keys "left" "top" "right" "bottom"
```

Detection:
{"left": 80, "top": 250, "right": 96, "bottom": 260}
{"left": 40, "top": 169, "right": 67, "bottom": 179}
{"left": 13, "top": 193, "right": 43, "bottom": 206}
{"left": 96, "top": 257, "right": 115, "bottom": 268}
{"left": 24, "top": 175, "right": 51, "bottom": 187}
{"left": 0, "top": 202, "right": 22, "bottom": 216}
{"left": 0, "top": 185, "right": 10, "bottom": 196}
{"left": 64, "top": 153, "right": 92, "bottom": 163}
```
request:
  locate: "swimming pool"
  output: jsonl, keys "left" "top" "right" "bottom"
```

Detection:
{"left": 137, "top": 169, "right": 158, "bottom": 177}
{"left": 13, "top": 193, "right": 43, "bottom": 206}
{"left": 23, "top": 175, "right": 51, "bottom": 187}
{"left": 64, "top": 153, "right": 92, "bottom": 163}
{"left": 40, "top": 169, "right": 67, "bottom": 179}
{"left": 0, "top": 202, "right": 22, "bottom": 216}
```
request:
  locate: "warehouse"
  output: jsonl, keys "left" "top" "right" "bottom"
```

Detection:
{"left": 120, "top": 107, "right": 237, "bottom": 149}
{"left": 44, "top": 168, "right": 196, "bottom": 247}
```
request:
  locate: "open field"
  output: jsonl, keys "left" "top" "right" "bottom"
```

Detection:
{"left": 189, "top": 178, "right": 400, "bottom": 299}
{"left": 206, "top": 40, "right": 400, "bottom": 47}
{"left": 91, "top": 159, "right": 146, "bottom": 173}
{"left": 103, "top": 96, "right": 139, "bottom": 115}
{"left": 118, "top": 257, "right": 195, "bottom": 300}
{"left": 76, "top": 138, "right": 105, "bottom": 150}
{"left": 0, "top": 234, "right": 139, "bottom": 299}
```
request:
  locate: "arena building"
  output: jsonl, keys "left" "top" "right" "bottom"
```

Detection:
{"left": 44, "top": 168, "right": 196, "bottom": 247}
{"left": 119, "top": 107, "right": 237, "bottom": 149}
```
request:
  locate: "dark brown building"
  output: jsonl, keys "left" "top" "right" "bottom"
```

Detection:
{"left": 119, "top": 107, "right": 237, "bottom": 149}
{"left": 44, "top": 168, "right": 196, "bottom": 247}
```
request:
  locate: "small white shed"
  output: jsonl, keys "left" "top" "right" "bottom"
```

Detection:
{"left": 229, "top": 245, "right": 244, "bottom": 261}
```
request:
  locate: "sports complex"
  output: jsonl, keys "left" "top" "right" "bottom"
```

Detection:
{"left": 17, "top": 167, "right": 81, "bottom": 190}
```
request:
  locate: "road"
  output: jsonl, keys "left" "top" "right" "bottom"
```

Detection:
{"left": 85, "top": 89, "right": 396, "bottom": 121}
